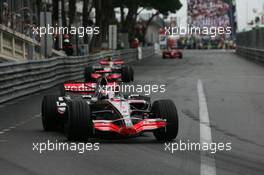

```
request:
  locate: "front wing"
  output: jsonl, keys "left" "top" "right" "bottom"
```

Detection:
{"left": 93, "top": 118, "right": 166, "bottom": 136}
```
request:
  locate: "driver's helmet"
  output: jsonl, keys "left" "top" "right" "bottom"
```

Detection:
{"left": 106, "top": 56, "right": 112, "bottom": 61}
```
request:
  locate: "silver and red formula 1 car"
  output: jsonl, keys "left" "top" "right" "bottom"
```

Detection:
{"left": 84, "top": 57, "right": 134, "bottom": 83}
{"left": 42, "top": 79, "right": 178, "bottom": 141}
{"left": 162, "top": 49, "right": 183, "bottom": 59}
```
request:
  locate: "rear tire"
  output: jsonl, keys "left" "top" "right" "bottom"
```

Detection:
{"left": 128, "top": 65, "right": 134, "bottom": 81}
{"left": 42, "top": 95, "right": 60, "bottom": 131}
{"left": 179, "top": 52, "right": 183, "bottom": 59}
{"left": 84, "top": 66, "right": 94, "bottom": 82}
{"left": 65, "top": 100, "right": 93, "bottom": 141}
{"left": 121, "top": 65, "right": 131, "bottom": 82}
{"left": 151, "top": 100, "right": 178, "bottom": 141}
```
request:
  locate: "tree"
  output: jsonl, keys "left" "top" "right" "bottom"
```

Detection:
{"left": 83, "top": 0, "right": 94, "bottom": 44}
{"left": 52, "top": 0, "right": 67, "bottom": 26}
{"left": 68, "top": 0, "right": 76, "bottom": 27}
{"left": 91, "top": 0, "right": 116, "bottom": 52}
{"left": 52, "top": 0, "right": 58, "bottom": 23}
{"left": 113, "top": 0, "right": 182, "bottom": 42}
{"left": 92, "top": 0, "right": 182, "bottom": 50}
{"left": 141, "top": 0, "right": 182, "bottom": 43}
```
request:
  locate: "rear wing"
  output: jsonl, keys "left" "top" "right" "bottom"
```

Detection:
{"left": 63, "top": 82, "right": 97, "bottom": 93}
{"left": 100, "top": 58, "right": 124, "bottom": 65}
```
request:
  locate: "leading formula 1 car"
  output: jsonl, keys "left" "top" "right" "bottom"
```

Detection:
{"left": 84, "top": 57, "right": 134, "bottom": 83}
{"left": 42, "top": 79, "right": 178, "bottom": 141}
{"left": 162, "top": 49, "right": 183, "bottom": 59}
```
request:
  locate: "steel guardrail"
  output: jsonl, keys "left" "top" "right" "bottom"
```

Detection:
{"left": 236, "top": 28, "right": 264, "bottom": 62}
{"left": 0, "top": 46, "right": 154, "bottom": 104}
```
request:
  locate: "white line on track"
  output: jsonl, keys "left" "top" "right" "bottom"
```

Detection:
{"left": 2, "top": 129, "right": 11, "bottom": 132}
{"left": 0, "top": 113, "right": 41, "bottom": 136}
{"left": 197, "top": 79, "right": 216, "bottom": 175}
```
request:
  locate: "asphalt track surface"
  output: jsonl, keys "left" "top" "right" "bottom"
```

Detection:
{"left": 1, "top": 50, "right": 264, "bottom": 175}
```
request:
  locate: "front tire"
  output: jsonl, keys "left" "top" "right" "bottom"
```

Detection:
{"left": 65, "top": 100, "right": 93, "bottom": 141}
{"left": 59, "top": 84, "right": 66, "bottom": 96}
{"left": 42, "top": 95, "right": 60, "bottom": 131}
{"left": 151, "top": 100, "right": 179, "bottom": 141}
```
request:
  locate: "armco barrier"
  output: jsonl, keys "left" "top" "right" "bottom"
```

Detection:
{"left": 236, "top": 28, "right": 264, "bottom": 62}
{"left": 236, "top": 46, "right": 264, "bottom": 63}
{"left": 0, "top": 46, "right": 154, "bottom": 104}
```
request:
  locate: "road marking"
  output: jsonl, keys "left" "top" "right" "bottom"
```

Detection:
{"left": 2, "top": 129, "right": 11, "bottom": 132}
{"left": 197, "top": 79, "right": 216, "bottom": 175}
{"left": 0, "top": 113, "right": 41, "bottom": 136}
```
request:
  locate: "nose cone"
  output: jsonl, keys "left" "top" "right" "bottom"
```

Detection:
{"left": 119, "top": 127, "right": 137, "bottom": 136}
